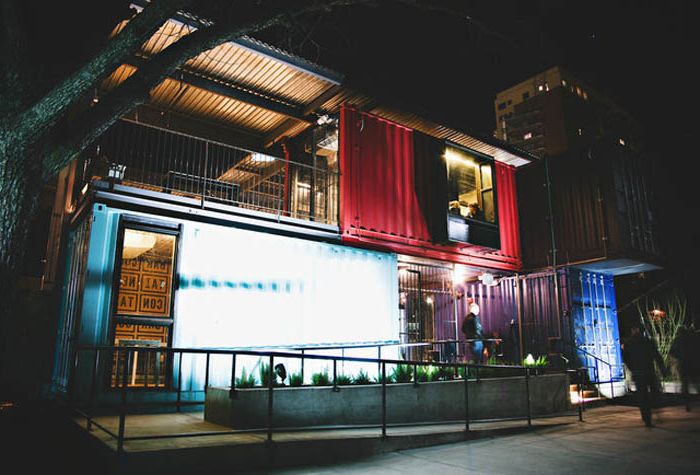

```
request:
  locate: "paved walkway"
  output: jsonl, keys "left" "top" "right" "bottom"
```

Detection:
{"left": 258, "top": 405, "right": 700, "bottom": 474}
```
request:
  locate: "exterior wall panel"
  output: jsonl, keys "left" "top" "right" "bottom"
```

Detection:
{"left": 518, "top": 148, "right": 660, "bottom": 270}
{"left": 340, "top": 105, "right": 522, "bottom": 271}
{"left": 569, "top": 268, "right": 624, "bottom": 382}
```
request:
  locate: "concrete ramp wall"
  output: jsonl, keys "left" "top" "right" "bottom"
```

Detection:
{"left": 205, "top": 373, "right": 570, "bottom": 428}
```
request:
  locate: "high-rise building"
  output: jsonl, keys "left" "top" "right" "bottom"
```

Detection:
{"left": 494, "top": 66, "right": 640, "bottom": 158}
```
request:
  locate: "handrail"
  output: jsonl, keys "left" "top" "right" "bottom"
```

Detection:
{"left": 76, "top": 345, "right": 520, "bottom": 369}
{"left": 69, "top": 345, "right": 586, "bottom": 453}
{"left": 557, "top": 339, "right": 623, "bottom": 399}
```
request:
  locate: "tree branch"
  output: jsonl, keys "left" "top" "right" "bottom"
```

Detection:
{"left": 42, "top": 0, "right": 373, "bottom": 178}
{"left": 8, "top": 0, "right": 190, "bottom": 151}
{"left": 0, "top": 0, "right": 30, "bottom": 120}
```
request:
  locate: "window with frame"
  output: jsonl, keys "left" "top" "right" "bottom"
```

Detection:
{"left": 110, "top": 221, "right": 178, "bottom": 388}
{"left": 445, "top": 146, "right": 496, "bottom": 224}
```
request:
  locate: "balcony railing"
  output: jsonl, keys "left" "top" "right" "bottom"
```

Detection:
{"left": 78, "top": 120, "right": 339, "bottom": 226}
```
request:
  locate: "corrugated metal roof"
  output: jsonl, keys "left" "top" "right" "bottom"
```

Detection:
{"left": 104, "top": 9, "right": 534, "bottom": 165}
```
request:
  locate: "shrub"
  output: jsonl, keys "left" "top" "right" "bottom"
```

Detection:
{"left": 236, "top": 368, "right": 255, "bottom": 388}
{"left": 391, "top": 364, "right": 413, "bottom": 383}
{"left": 335, "top": 374, "right": 352, "bottom": 386}
{"left": 373, "top": 372, "right": 396, "bottom": 384}
{"left": 311, "top": 370, "right": 331, "bottom": 386}
{"left": 430, "top": 365, "right": 453, "bottom": 381}
{"left": 523, "top": 355, "right": 548, "bottom": 368}
{"left": 259, "top": 362, "right": 272, "bottom": 387}
{"left": 352, "top": 369, "right": 372, "bottom": 385}
{"left": 288, "top": 371, "right": 303, "bottom": 387}
{"left": 457, "top": 364, "right": 476, "bottom": 380}
{"left": 638, "top": 290, "right": 688, "bottom": 380}
{"left": 415, "top": 365, "right": 430, "bottom": 382}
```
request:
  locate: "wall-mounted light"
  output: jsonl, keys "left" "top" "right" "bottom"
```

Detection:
{"left": 478, "top": 272, "right": 497, "bottom": 286}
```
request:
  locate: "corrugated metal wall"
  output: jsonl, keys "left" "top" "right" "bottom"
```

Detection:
{"left": 518, "top": 270, "right": 571, "bottom": 361}
{"left": 51, "top": 217, "right": 92, "bottom": 393}
{"left": 517, "top": 147, "right": 659, "bottom": 269}
{"left": 608, "top": 148, "right": 660, "bottom": 257}
{"left": 340, "top": 105, "right": 522, "bottom": 270}
{"left": 569, "top": 268, "right": 624, "bottom": 382}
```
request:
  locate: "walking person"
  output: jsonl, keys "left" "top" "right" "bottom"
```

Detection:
{"left": 622, "top": 325, "right": 667, "bottom": 427}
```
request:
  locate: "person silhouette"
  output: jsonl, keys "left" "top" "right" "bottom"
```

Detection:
{"left": 462, "top": 302, "right": 485, "bottom": 363}
{"left": 622, "top": 325, "right": 666, "bottom": 427}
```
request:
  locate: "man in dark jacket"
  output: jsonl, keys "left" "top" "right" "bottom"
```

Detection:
{"left": 622, "top": 325, "right": 666, "bottom": 427}
{"left": 462, "top": 302, "right": 484, "bottom": 363}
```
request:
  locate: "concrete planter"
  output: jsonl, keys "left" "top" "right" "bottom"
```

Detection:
{"left": 205, "top": 373, "right": 570, "bottom": 428}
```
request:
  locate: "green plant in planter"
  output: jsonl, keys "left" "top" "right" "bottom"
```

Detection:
{"left": 391, "top": 364, "right": 413, "bottom": 383}
{"left": 335, "top": 374, "right": 352, "bottom": 386}
{"left": 311, "top": 370, "right": 331, "bottom": 386}
{"left": 352, "top": 369, "right": 372, "bottom": 385}
{"left": 236, "top": 368, "right": 256, "bottom": 388}
{"left": 415, "top": 365, "right": 430, "bottom": 382}
{"left": 288, "top": 371, "right": 303, "bottom": 387}
{"left": 259, "top": 362, "right": 272, "bottom": 387}
{"left": 373, "top": 372, "right": 396, "bottom": 384}
{"left": 430, "top": 365, "right": 453, "bottom": 381}
{"left": 458, "top": 364, "right": 477, "bottom": 380}
{"left": 522, "top": 354, "right": 549, "bottom": 375}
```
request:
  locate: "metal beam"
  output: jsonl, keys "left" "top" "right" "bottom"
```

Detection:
{"left": 176, "top": 70, "right": 309, "bottom": 122}
{"left": 263, "top": 85, "right": 343, "bottom": 147}
{"left": 129, "top": 0, "right": 344, "bottom": 85}
{"left": 239, "top": 160, "right": 286, "bottom": 193}
{"left": 125, "top": 58, "right": 312, "bottom": 123}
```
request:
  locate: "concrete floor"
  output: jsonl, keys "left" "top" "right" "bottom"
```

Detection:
{"left": 262, "top": 404, "right": 700, "bottom": 475}
{"left": 3, "top": 398, "right": 698, "bottom": 474}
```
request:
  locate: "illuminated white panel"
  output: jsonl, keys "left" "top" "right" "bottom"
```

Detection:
{"left": 172, "top": 223, "right": 399, "bottom": 389}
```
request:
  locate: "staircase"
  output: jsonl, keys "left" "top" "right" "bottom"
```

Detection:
{"left": 569, "top": 383, "right": 606, "bottom": 406}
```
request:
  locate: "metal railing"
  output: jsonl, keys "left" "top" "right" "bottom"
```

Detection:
{"left": 559, "top": 340, "right": 625, "bottom": 399}
{"left": 79, "top": 120, "right": 339, "bottom": 225}
{"left": 69, "top": 345, "right": 587, "bottom": 453}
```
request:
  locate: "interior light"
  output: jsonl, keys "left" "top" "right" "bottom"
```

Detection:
{"left": 425, "top": 296, "right": 434, "bottom": 305}
{"left": 123, "top": 230, "right": 157, "bottom": 259}
{"left": 444, "top": 148, "right": 476, "bottom": 168}
{"left": 250, "top": 152, "right": 275, "bottom": 163}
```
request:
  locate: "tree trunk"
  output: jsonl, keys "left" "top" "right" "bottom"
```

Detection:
{"left": 0, "top": 142, "right": 43, "bottom": 397}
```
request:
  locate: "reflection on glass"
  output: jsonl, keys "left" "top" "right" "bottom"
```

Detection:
{"left": 115, "top": 229, "right": 176, "bottom": 317}
{"left": 111, "top": 323, "right": 169, "bottom": 388}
